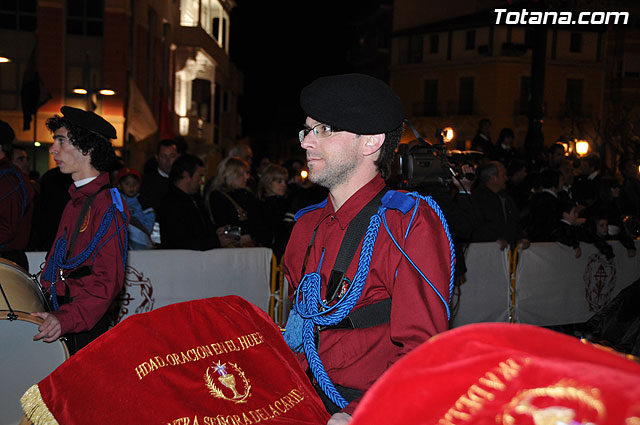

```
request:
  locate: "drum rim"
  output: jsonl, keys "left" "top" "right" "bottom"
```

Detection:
{"left": 0, "top": 311, "right": 70, "bottom": 359}
{"left": 0, "top": 257, "right": 30, "bottom": 275}
{"left": 0, "top": 257, "right": 51, "bottom": 312}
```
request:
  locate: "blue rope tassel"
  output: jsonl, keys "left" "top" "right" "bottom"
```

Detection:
{"left": 284, "top": 193, "right": 455, "bottom": 409}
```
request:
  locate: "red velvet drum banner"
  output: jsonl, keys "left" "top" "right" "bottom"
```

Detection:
{"left": 349, "top": 323, "right": 640, "bottom": 425}
{"left": 21, "top": 296, "right": 330, "bottom": 425}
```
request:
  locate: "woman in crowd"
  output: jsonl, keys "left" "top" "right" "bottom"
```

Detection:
{"left": 255, "top": 163, "right": 295, "bottom": 258}
{"left": 205, "top": 157, "right": 260, "bottom": 247}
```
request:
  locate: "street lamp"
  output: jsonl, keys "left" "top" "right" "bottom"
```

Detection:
{"left": 72, "top": 86, "right": 116, "bottom": 111}
{"left": 575, "top": 139, "right": 589, "bottom": 156}
{"left": 435, "top": 127, "right": 455, "bottom": 144}
{"left": 441, "top": 127, "right": 454, "bottom": 143}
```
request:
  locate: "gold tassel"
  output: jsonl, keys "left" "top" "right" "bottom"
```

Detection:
{"left": 20, "top": 385, "right": 59, "bottom": 425}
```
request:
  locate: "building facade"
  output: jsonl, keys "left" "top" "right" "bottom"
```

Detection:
{"left": 390, "top": 0, "right": 637, "bottom": 163}
{"left": 0, "top": 0, "right": 242, "bottom": 175}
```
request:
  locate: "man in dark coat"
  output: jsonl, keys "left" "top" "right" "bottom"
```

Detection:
{"left": 157, "top": 154, "right": 219, "bottom": 250}
{"left": 140, "top": 139, "right": 180, "bottom": 212}
{"left": 525, "top": 168, "right": 562, "bottom": 242}
{"left": 471, "top": 160, "right": 529, "bottom": 250}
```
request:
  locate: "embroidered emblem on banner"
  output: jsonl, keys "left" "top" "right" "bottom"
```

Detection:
{"left": 79, "top": 206, "right": 91, "bottom": 232}
{"left": 110, "top": 266, "right": 155, "bottom": 325}
{"left": 205, "top": 361, "right": 252, "bottom": 403}
{"left": 583, "top": 253, "right": 616, "bottom": 312}
{"left": 499, "top": 381, "right": 605, "bottom": 425}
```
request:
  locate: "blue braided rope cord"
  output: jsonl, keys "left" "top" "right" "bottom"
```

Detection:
{"left": 295, "top": 212, "right": 383, "bottom": 408}
{"left": 290, "top": 192, "right": 455, "bottom": 408}
{"left": 43, "top": 203, "right": 128, "bottom": 310}
{"left": 0, "top": 166, "right": 28, "bottom": 216}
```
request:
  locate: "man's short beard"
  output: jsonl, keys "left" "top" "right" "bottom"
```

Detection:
{"left": 309, "top": 159, "right": 357, "bottom": 190}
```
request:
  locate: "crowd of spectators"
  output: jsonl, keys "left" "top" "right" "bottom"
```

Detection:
{"left": 428, "top": 123, "right": 640, "bottom": 267}
{"left": 12, "top": 126, "right": 640, "bottom": 271}
{"left": 104, "top": 139, "right": 327, "bottom": 259}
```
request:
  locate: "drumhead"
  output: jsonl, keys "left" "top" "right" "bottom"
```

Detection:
{"left": 0, "top": 314, "right": 68, "bottom": 425}
{"left": 0, "top": 258, "right": 47, "bottom": 314}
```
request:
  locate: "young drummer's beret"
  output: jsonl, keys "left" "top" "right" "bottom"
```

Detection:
{"left": 61, "top": 106, "right": 117, "bottom": 140}
{"left": 300, "top": 73, "right": 404, "bottom": 135}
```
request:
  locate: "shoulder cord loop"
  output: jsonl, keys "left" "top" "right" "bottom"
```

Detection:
{"left": 291, "top": 192, "right": 455, "bottom": 409}
{"left": 42, "top": 203, "right": 128, "bottom": 310}
{"left": 384, "top": 192, "right": 456, "bottom": 316}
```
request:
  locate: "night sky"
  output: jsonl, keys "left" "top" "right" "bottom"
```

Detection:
{"left": 230, "top": 1, "right": 381, "bottom": 149}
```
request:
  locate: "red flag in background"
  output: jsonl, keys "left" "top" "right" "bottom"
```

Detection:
{"left": 21, "top": 45, "right": 51, "bottom": 131}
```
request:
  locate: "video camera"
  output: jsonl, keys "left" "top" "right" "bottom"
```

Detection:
{"left": 390, "top": 122, "right": 478, "bottom": 189}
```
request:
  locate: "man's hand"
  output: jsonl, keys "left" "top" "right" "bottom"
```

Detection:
{"left": 327, "top": 412, "right": 351, "bottom": 425}
{"left": 31, "top": 312, "right": 62, "bottom": 342}
{"left": 518, "top": 238, "right": 530, "bottom": 250}
{"left": 496, "top": 238, "right": 508, "bottom": 251}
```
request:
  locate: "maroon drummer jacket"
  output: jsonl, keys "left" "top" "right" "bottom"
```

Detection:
{"left": 40, "top": 173, "right": 128, "bottom": 335}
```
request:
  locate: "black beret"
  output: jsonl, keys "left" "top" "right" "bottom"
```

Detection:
{"left": 61, "top": 106, "right": 117, "bottom": 140}
{"left": 300, "top": 73, "right": 404, "bottom": 135}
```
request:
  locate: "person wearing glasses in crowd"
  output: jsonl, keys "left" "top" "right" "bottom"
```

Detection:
{"left": 282, "top": 74, "right": 453, "bottom": 425}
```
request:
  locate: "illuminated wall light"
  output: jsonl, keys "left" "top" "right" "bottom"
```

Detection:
{"left": 72, "top": 87, "right": 88, "bottom": 95}
{"left": 442, "top": 127, "right": 454, "bottom": 143}
{"left": 179, "top": 117, "right": 189, "bottom": 136}
{"left": 34, "top": 141, "right": 41, "bottom": 147}
{"left": 575, "top": 140, "right": 589, "bottom": 156}
{"left": 98, "top": 89, "right": 116, "bottom": 96}
{"left": 0, "top": 56, "right": 10, "bottom": 63}
{"left": 300, "top": 170, "right": 308, "bottom": 179}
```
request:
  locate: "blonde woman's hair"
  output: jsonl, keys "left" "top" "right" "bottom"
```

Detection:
{"left": 205, "top": 157, "right": 250, "bottom": 223}
{"left": 211, "top": 156, "right": 250, "bottom": 192}
{"left": 258, "top": 163, "right": 288, "bottom": 200}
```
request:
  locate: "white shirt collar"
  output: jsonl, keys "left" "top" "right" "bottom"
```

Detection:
{"left": 588, "top": 170, "right": 599, "bottom": 180}
{"left": 74, "top": 176, "right": 98, "bottom": 187}
{"left": 541, "top": 188, "right": 558, "bottom": 198}
{"left": 157, "top": 167, "right": 169, "bottom": 178}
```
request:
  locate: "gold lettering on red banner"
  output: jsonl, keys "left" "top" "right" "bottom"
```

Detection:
{"left": 168, "top": 388, "right": 307, "bottom": 425}
{"left": 134, "top": 332, "right": 265, "bottom": 380}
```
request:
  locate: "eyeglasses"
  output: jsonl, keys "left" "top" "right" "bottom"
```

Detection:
{"left": 298, "top": 123, "right": 343, "bottom": 143}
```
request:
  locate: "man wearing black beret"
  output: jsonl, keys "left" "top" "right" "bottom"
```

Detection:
{"left": 32, "top": 106, "right": 129, "bottom": 354}
{"left": 282, "top": 74, "right": 453, "bottom": 424}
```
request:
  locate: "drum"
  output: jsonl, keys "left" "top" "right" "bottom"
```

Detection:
{"left": 0, "top": 259, "right": 69, "bottom": 425}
